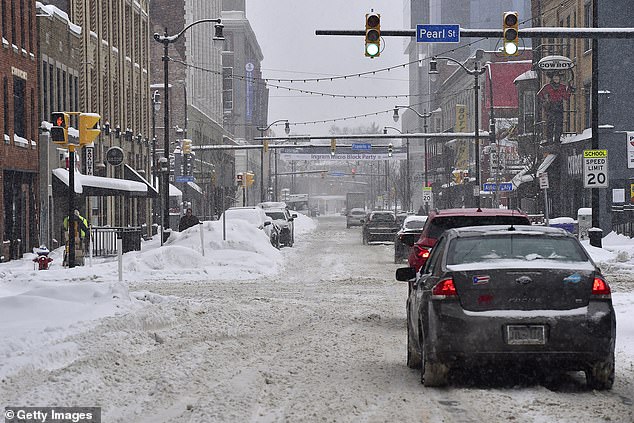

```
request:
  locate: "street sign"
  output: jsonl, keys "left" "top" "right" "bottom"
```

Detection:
{"left": 175, "top": 175, "right": 194, "bottom": 183}
{"left": 416, "top": 24, "right": 460, "bottom": 43}
{"left": 422, "top": 187, "right": 432, "bottom": 203}
{"left": 583, "top": 149, "right": 609, "bottom": 188}
{"left": 483, "top": 182, "right": 513, "bottom": 192}
{"left": 330, "top": 171, "right": 345, "bottom": 176}
{"left": 351, "top": 143, "right": 372, "bottom": 152}
{"left": 538, "top": 172, "right": 549, "bottom": 189}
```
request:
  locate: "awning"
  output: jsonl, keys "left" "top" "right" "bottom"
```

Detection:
{"left": 52, "top": 168, "right": 157, "bottom": 198}
{"left": 186, "top": 181, "right": 203, "bottom": 195}
{"left": 124, "top": 164, "right": 159, "bottom": 197}
{"left": 511, "top": 154, "right": 557, "bottom": 189}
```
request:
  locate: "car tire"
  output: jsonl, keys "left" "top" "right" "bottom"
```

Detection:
{"left": 586, "top": 353, "right": 615, "bottom": 390}
{"left": 407, "top": 321, "right": 421, "bottom": 369}
{"left": 420, "top": 327, "right": 449, "bottom": 387}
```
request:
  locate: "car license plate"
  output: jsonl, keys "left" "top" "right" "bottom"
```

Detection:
{"left": 506, "top": 325, "right": 546, "bottom": 345}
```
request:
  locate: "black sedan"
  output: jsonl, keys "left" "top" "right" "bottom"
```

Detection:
{"left": 396, "top": 225, "right": 616, "bottom": 389}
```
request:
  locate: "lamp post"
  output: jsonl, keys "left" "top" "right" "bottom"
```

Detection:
{"left": 151, "top": 91, "right": 161, "bottom": 226}
{"left": 484, "top": 63, "right": 498, "bottom": 208}
{"left": 257, "top": 120, "right": 289, "bottom": 203}
{"left": 153, "top": 19, "right": 224, "bottom": 234}
{"left": 383, "top": 126, "right": 409, "bottom": 212}
{"left": 428, "top": 49, "right": 486, "bottom": 208}
{"left": 392, "top": 106, "right": 433, "bottom": 213}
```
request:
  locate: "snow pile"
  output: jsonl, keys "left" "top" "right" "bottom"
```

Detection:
{"left": 0, "top": 214, "right": 318, "bottom": 378}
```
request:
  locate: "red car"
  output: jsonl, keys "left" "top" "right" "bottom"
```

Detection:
{"left": 407, "top": 208, "right": 532, "bottom": 271}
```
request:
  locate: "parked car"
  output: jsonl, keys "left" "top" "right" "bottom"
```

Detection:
{"left": 408, "top": 208, "right": 531, "bottom": 271}
{"left": 362, "top": 210, "right": 399, "bottom": 244}
{"left": 264, "top": 208, "right": 297, "bottom": 247}
{"left": 396, "top": 225, "right": 616, "bottom": 388}
{"left": 394, "top": 215, "right": 428, "bottom": 263}
{"left": 346, "top": 208, "right": 366, "bottom": 228}
{"left": 220, "top": 206, "right": 281, "bottom": 249}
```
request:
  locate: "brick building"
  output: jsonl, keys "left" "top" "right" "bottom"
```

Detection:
{"left": 0, "top": 0, "right": 39, "bottom": 260}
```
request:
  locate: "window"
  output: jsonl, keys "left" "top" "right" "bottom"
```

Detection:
{"left": 42, "top": 63, "right": 48, "bottom": 119}
{"left": 584, "top": 2, "right": 592, "bottom": 52}
{"left": 62, "top": 70, "right": 67, "bottom": 111}
{"left": 13, "top": 76, "right": 26, "bottom": 137}
{"left": 49, "top": 64, "right": 54, "bottom": 115}
{"left": 19, "top": 0, "right": 24, "bottom": 48}
{"left": 1, "top": 0, "right": 5, "bottom": 40}
{"left": 584, "top": 83, "right": 591, "bottom": 129}
{"left": 223, "top": 67, "right": 233, "bottom": 111}
{"left": 523, "top": 91, "right": 535, "bottom": 133}
{"left": 2, "top": 77, "right": 7, "bottom": 141}
{"left": 11, "top": 0, "right": 16, "bottom": 45}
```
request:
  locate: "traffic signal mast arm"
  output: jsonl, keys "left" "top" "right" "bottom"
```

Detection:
{"left": 316, "top": 27, "right": 634, "bottom": 39}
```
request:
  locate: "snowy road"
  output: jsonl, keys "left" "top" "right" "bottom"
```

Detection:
{"left": 2, "top": 215, "right": 633, "bottom": 422}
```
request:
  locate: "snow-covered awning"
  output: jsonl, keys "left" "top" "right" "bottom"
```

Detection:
{"left": 52, "top": 168, "right": 157, "bottom": 198}
{"left": 124, "top": 164, "right": 159, "bottom": 197}
{"left": 186, "top": 181, "right": 203, "bottom": 195}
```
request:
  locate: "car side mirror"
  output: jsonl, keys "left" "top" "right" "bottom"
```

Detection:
{"left": 291, "top": 213, "right": 298, "bottom": 218}
{"left": 395, "top": 267, "right": 417, "bottom": 281}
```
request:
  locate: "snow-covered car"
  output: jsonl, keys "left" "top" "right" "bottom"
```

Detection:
{"left": 264, "top": 208, "right": 297, "bottom": 247}
{"left": 346, "top": 208, "right": 366, "bottom": 228}
{"left": 220, "top": 206, "right": 281, "bottom": 248}
{"left": 394, "top": 215, "right": 427, "bottom": 263}
{"left": 397, "top": 225, "right": 616, "bottom": 389}
{"left": 257, "top": 201, "right": 288, "bottom": 210}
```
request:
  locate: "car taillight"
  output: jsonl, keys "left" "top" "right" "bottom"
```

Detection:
{"left": 592, "top": 277, "right": 611, "bottom": 297}
{"left": 415, "top": 245, "right": 430, "bottom": 259}
{"left": 431, "top": 277, "right": 457, "bottom": 297}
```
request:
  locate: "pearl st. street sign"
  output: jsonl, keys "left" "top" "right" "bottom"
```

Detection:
{"left": 416, "top": 25, "right": 460, "bottom": 43}
{"left": 583, "top": 149, "right": 609, "bottom": 188}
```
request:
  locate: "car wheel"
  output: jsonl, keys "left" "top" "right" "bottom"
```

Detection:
{"left": 586, "top": 352, "right": 615, "bottom": 390}
{"left": 407, "top": 320, "right": 421, "bottom": 369}
{"left": 420, "top": 327, "right": 449, "bottom": 386}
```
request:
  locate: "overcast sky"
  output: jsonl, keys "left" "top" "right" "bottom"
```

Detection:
{"left": 247, "top": 0, "right": 411, "bottom": 137}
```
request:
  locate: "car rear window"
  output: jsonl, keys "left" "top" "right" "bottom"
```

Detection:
{"left": 405, "top": 220, "right": 426, "bottom": 230}
{"left": 447, "top": 235, "right": 589, "bottom": 266}
{"left": 427, "top": 215, "right": 530, "bottom": 239}
{"left": 371, "top": 213, "right": 395, "bottom": 222}
{"left": 266, "top": 212, "right": 286, "bottom": 220}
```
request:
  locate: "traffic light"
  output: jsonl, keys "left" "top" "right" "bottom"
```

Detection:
{"left": 365, "top": 12, "right": 381, "bottom": 58}
{"left": 236, "top": 173, "right": 243, "bottom": 186}
{"left": 321, "top": 171, "right": 325, "bottom": 179}
{"left": 78, "top": 113, "right": 101, "bottom": 145}
{"left": 331, "top": 138, "right": 336, "bottom": 156}
{"left": 263, "top": 140, "right": 269, "bottom": 153}
{"left": 182, "top": 139, "right": 192, "bottom": 155}
{"left": 387, "top": 143, "right": 393, "bottom": 157}
{"left": 50, "top": 112, "right": 70, "bottom": 145}
{"left": 503, "top": 11, "right": 519, "bottom": 56}
{"left": 351, "top": 168, "right": 356, "bottom": 178}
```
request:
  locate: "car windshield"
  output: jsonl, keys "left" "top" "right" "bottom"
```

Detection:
{"left": 446, "top": 234, "right": 589, "bottom": 265}
{"left": 266, "top": 212, "right": 286, "bottom": 220}
{"left": 428, "top": 215, "right": 529, "bottom": 239}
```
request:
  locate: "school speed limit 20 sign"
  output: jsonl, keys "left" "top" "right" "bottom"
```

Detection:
{"left": 583, "top": 149, "right": 609, "bottom": 188}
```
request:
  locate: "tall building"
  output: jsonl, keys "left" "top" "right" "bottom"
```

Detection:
{"left": 151, "top": 0, "right": 231, "bottom": 221}
{"left": 221, "top": 1, "right": 268, "bottom": 205}
{"left": 0, "top": 0, "right": 39, "bottom": 261}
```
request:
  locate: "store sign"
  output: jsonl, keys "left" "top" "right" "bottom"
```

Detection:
{"left": 106, "top": 146, "right": 124, "bottom": 166}
{"left": 627, "top": 132, "right": 634, "bottom": 169}
{"left": 537, "top": 55, "right": 575, "bottom": 71}
{"left": 85, "top": 146, "right": 94, "bottom": 175}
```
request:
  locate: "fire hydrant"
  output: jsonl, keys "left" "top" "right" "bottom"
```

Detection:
{"left": 33, "top": 245, "right": 53, "bottom": 270}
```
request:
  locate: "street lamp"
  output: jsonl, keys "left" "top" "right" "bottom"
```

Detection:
{"left": 393, "top": 105, "right": 433, "bottom": 213}
{"left": 153, "top": 19, "right": 224, "bottom": 233}
{"left": 257, "top": 120, "right": 289, "bottom": 203}
{"left": 427, "top": 49, "right": 486, "bottom": 208}
{"left": 151, "top": 91, "right": 161, "bottom": 227}
{"left": 383, "top": 126, "right": 410, "bottom": 212}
